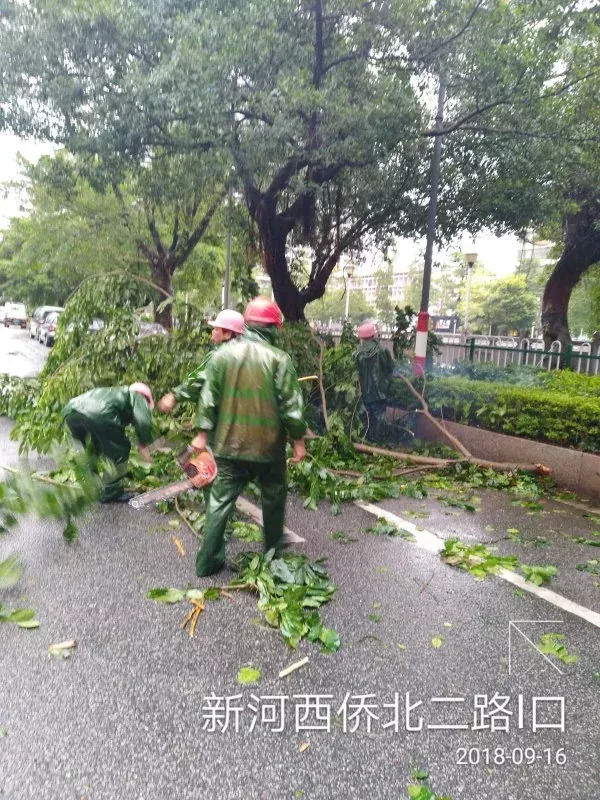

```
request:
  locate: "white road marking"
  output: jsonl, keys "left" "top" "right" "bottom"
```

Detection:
{"left": 355, "top": 500, "right": 600, "bottom": 630}
{"left": 236, "top": 496, "right": 305, "bottom": 543}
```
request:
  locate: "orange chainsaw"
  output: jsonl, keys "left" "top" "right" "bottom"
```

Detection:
{"left": 129, "top": 447, "right": 217, "bottom": 509}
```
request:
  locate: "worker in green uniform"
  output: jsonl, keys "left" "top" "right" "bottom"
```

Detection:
{"left": 157, "top": 310, "right": 245, "bottom": 414}
{"left": 191, "top": 297, "right": 307, "bottom": 577}
{"left": 62, "top": 382, "right": 155, "bottom": 502}
{"left": 355, "top": 321, "right": 395, "bottom": 442}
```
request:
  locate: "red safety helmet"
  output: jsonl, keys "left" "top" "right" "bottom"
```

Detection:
{"left": 358, "top": 322, "right": 378, "bottom": 340}
{"left": 130, "top": 382, "right": 155, "bottom": 409}
{"left": 208, "top": 309, "right": 245, "bottom": 335}
{"left": 244, "top": 297, "right": 283, "bottom": 329}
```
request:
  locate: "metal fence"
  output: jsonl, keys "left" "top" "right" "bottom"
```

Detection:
{"left": 435, "top": 335, "right": 600, "bottom": 375}
{"left": 312, "top": 323, "right": 600, "bottom": 375}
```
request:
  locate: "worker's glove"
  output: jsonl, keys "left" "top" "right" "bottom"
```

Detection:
{"left": 157, "top": 393, "right": 176, "bottom": 414}
{"left": 184, "top": 450, "right": 217, "bottom": 488}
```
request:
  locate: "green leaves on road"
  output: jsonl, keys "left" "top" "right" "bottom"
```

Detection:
{"left": 237, "top": 666, "right": 261, "bottom": 685}
{"left": 0, "top": 604, "right": 39, "bottom": 629}
{"left": 0, "top": 555, "right": 23, "bottom": 588}
{"left": 442, "top": 538, "right": 559, "bottom": 586}
{"left": 230, "top": 550, "right": 340, "bottom": 652}
{"left": 520, "top": 564, "right": 558, "bottom": 586}
{"left": 147, "top": 550, "right": 341, "bottom": 653}
{"left": 407, "top": 768, "right": 452, "bottom": 800}
{"left": 441, "top": 539, "right": 518, "bottom": 581}
{"left": 537, "top": 633, "right": 578, "bottom": 665}
{"left": 231, "top": 521, "right": 262, "bottom": 542}
{"left": 365, "top": 518, "right": 416, "bottom": 541}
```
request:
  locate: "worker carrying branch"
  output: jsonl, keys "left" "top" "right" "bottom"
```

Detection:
{"left": 355, "top": 322, "right": 395, "bottom": 442}
{"left": 62, "top": 383, "right": 155, "bottom": 502}
{"left": 191, "top": 297, "right": 307, "bottom": 577}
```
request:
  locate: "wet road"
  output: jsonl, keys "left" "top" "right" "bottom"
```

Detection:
{"left": 1, "top": 340, "right": 599, "bottom": 800}
{"left": 0, "top": 324, "right": 48, "bottom": 378}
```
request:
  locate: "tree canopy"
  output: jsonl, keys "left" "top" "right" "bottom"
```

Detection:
{"left": 0, "top": 0, "right": 599, "bottom": 329}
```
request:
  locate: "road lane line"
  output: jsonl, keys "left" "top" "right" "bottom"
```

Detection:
{"left": 355, "top": 500, "right": 600, "bottom": 630}
{"left": 236, "top": 496, "right": 305, "bottom": 543}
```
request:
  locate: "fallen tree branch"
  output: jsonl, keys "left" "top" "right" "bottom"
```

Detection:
{"left": 174, "top": 496, "right": 202, "bottom": 540}
{"left": 328, "top": 465, "right": 441, "bottom": 479}
{"left": 1, "top": 464, "right": 77, "bottom": 489}
{"left": 396, "top": 374, "right": 471, "bottom": 458}
{"left": 317, "top": 338, "right": 330, "bottom": 432}
{"left": 352, "top": 443, "right": 552, "bottom": 476}
{"left": 352, "top": 443, "right": 457, "bottom": 467}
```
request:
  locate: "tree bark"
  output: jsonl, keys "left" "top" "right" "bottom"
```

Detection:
{"left": 542, "top": 193, "right": 600, "bottom": 350}
{"left": 255, "top": 196, "right": 307, "bottom": 321}
{"left": 150, "top": 258, "right": 174, "bottom": 329}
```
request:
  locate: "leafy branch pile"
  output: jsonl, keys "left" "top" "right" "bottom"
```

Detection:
{"left": 147, "top": 549, "right": 341, "bottom": 652}
{"left": 3, "top": 273, "right": 211, "bottom": 454}
{"left": 229, "top": 550, "right": 340, "bottom": 652}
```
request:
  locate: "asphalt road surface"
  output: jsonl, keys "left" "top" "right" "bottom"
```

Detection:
{"left": 0, "top": 325, "right": 49, "bottom": 378}
{"left": 1, "top": 333, "right": 599, "bottom": 800}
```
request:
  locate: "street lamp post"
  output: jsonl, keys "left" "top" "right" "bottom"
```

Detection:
{"left": 344, "top": 262, "right": 355, "bottom": 319}
{"left": 463, "top": 252, "right": 477, "bottom": 333}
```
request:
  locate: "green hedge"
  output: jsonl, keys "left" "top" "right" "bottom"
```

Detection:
{"left": 391, "top": 376, "right": 600, "bottom": 453}
{"left": 443, "top": 360, "right": 600, "bottom": 397}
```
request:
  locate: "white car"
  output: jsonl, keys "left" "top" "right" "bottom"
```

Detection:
{"left": 4, "top": 302, "right": 27, "bottom": 328}
{"left": 30, "top": 306, "right": 64, "bottom": 340}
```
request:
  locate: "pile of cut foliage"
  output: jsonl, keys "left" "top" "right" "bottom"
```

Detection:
{"left": 148, "top": 549, "right": 340, "bottom": 652}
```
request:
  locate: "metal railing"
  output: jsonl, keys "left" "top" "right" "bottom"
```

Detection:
{"left": 435, "top": 335, "right": 600, "bottom": 375}
{"left": 312, "top": 323, "right": 600, "bottom": 375}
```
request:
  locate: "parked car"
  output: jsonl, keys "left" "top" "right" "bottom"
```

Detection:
{"left": 4, "top": 302, "right": 27, "bottom": 328}
{"left": 30, "top": 306, "right": 64, "bottom": 340}
{"left": 39, "top": 311, "right": 62, "bottom": 347}
{"left": 66, "top": 318, "right": 105, "bottom": 336}
{"left": 137, "top": 321, "right": 168, "bottom": 339}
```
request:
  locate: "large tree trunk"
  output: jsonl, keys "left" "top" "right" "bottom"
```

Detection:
{"left": 255, "top": 197, "right": 307, "bottom": 321}
{"left": 542, "top": 194, "right": 600, "bottom": 350}
{"left": 150, "top": 259, "right": 174, "bottom": 330}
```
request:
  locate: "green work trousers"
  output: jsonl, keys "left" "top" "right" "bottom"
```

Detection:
{"left": 196, "top": 456, "right": 287, "bottom": 577}
{"left": 64, "top": 410, "right": 131, "bottom": 501}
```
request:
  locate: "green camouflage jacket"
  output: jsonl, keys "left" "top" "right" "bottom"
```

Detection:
{"left": 196, "top": 326, "right": 307, "bottom": 462}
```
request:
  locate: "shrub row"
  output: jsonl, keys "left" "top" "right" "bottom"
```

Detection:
{"left": 391, "top": 375, "right": 600, "bottom": 453}
{"left": 443, "top": 360, "right": 600, "bottom": 397}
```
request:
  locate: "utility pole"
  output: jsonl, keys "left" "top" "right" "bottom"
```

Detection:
{"left": 414, "top": 70, "right": 446, "bottom": 377}
{"left": 222, "top": 183, "right": 233, "bottom": 308}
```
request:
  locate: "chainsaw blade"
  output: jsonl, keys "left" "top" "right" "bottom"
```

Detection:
{"left": 129, "top": 478, "right": 195, "bottom": 509}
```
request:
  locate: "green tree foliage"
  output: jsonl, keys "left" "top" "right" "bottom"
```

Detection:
{"left": 0, "top": 152, "right": 257, "bottom": 319}
{"left": 0, "top": 0, "right": 598, "bottom": 331}
{"left": 305, "top": 287, "right": 372, "bottom": 324}
{"left": 472, "top": 275, "right": 538, "bottom": 335}
{"left": 0, "top": 156, "right": 137, "bottom": 306}
{"left": 373, "top": 261, "right": 397, "bottom": 328}
{"left": 404, "top": 254, "right": 467, "bottom": 318}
